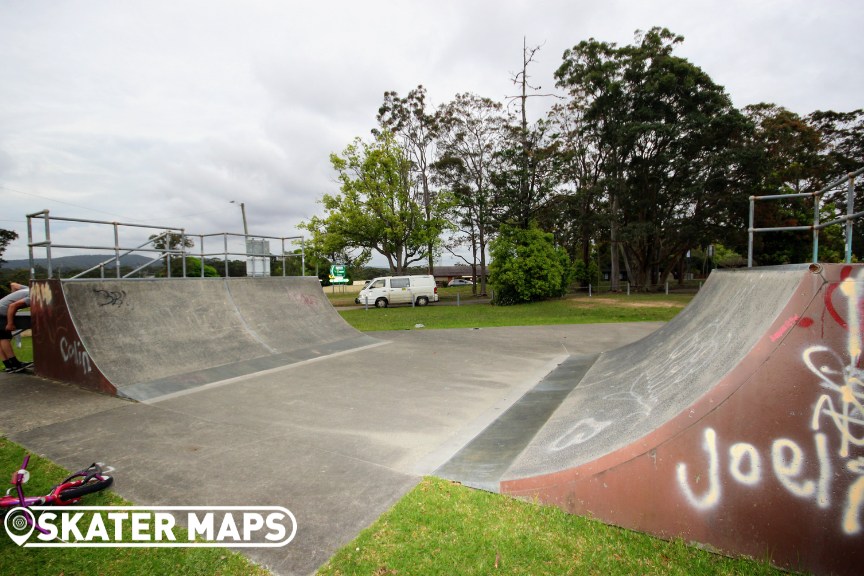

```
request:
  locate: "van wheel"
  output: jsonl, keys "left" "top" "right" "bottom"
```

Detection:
{"left": 416, "top": 296, "right": 429, "bottom": 306}
{"left": 375, "top": 298, "right": 388, "bottom": 308}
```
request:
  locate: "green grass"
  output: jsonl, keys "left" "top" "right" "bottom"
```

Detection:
{"left": 340, "top": 292, "right": 692, "bottom": 331}
{"left": 7, "top": 334, "right": 32, "bottom": 363}
{"left": 317, "top": 477, "right": 788, "bottom": 576}
{"left": 324, "top": 285, "right": 491, "bottom": 307}
{"left": 0, "top": 440, "right": 270, "bottom": 576}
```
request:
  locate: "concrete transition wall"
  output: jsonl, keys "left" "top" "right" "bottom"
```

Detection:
{"left": 30, "top": 277, "right": 379, "bottom": 401}
{"left": 500, "top": 263, "right": 864, "bottom": 576}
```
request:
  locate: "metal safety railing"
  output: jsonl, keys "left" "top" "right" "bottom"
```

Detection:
{"left": 195, "top": 232, "right": 305, "bottom": 279}
{"left": 748, "top": 167, "right": 864, "bottom": 267}
{"left": 26, "top": 210, "right": 305, "bottom": 280}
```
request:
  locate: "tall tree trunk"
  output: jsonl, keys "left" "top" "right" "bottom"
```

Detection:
{"left": 610, "top": 193, "right": 620, "bottom": 291}
{"left": 478, "top": 225, "right": 488, "bottom": 296}
{"left": 518, "top": 37, "right": 531, "bottom": 228}
{"left": 619, "top": 243, "right": 633, "bottom": 289}
{"left": 580, "top": 194, "right": 592, "bottom": 283}
{"left": 471, "top": 228, "right": 479, "bottom": 296}
{"left": 423, "top": 171, "right": 434, "bottom": 274}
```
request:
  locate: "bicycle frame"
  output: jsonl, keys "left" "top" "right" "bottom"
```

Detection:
{"left": 1, "top": 454, "right": 113, "bottom": 535}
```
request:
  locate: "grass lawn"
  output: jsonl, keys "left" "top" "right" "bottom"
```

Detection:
{"left": 317, "top": 477, "right": 788, "bottom": 576}
{"left": 340, "top": 292, "right": 693, "bottom": 331}
{"left": 0, "top": 440, "right": 268, "bottom": 576}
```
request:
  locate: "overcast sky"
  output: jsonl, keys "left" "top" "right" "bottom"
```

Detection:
{"left": 1, "top": 0, "right": 861, "bottom": 264}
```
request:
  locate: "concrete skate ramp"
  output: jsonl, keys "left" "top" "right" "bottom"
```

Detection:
{"left": 30, "top": 277, "right": 379, "bottom": 401}
{"left": 504, "top": 265, "right": 809, "bottom": 479}
{"left": 440, "top": 264, "right": 864, "bottom": 575}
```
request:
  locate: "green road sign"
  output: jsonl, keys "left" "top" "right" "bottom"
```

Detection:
{"left": 329, "top": 264, "right": 349, "bottom": 285}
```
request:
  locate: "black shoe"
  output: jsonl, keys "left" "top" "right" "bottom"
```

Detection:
{"left": 8, "top": 365, "right": 30, "bottom": 373}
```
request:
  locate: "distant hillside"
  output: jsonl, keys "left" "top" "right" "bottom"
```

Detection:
{"left": 1, "top": 254, "right": 160, "bottom": 271}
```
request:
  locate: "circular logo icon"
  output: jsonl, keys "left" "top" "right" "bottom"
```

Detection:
{"left": 4, "top": 507, "right": 36, "bottom": 546}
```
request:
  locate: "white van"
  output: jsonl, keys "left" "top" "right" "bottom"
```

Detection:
{"left": 354, "top": 275, "right": 439, "bottom": 308}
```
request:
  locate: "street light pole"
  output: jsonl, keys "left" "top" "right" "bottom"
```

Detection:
{"left": 230, "top": 200, "right": 249, "bottom": 236}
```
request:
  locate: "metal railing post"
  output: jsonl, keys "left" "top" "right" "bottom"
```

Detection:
{"left": 748, "top": 196, "right": 755, "bottom": 268}
{"left": 27, "top": 213, "right": 35, "bottom": 280}
{"left": 180, "top": 230, "right": 187, "bottom": 278}
{"left": 847, "top": 174, "right": 855, "bottom": 263}
{"left": 223, "top": 233, "right": 229, "bottom": 278}
{"left": 113, "top": 222, "right": 121, "bottom": 278}
{"left": 44, "top": 213, "right": 53, "bottom": 278}
{"left": 812, "top": 192, "right": 820, "bottom": 263}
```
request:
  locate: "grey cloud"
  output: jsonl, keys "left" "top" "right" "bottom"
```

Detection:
{"left": 1, "top": 0, "right": 861, "bottom": 262}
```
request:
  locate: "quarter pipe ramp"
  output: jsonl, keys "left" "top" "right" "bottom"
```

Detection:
{"left": 30, "top": 277, "right": 380, "bottom": 401}
{"left": 438, "top": 264, "right": 864, "bottom": 575}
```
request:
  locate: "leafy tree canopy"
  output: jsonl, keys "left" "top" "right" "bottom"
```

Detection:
{"left": 554, "top": 27, "right": 749, "bottom": 289}
{"left": 302, "top": 130, "right": 450, "bottom": 275}
{"left": 148, "top": 232, "right": 194, "bottom": 252}
{"left": 0, "top": 229, "right": 18, "bottom": 268}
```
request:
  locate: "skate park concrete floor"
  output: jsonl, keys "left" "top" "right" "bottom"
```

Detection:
{"left": 0, "top": 323, "right": 660, "bottom": 576}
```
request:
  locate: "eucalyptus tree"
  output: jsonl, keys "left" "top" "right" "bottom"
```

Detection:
{"left": 298, "top": 214, "right": 371, "bottom": 279}
{"left": 495, "top": 39, "right": 560, "bottom": 229}
{"left": 377, "top": 86, "right": 441, "bottom": 273}
{"left": 745, "top": 104, "right": 827, "bottom": 194}
{"left": 742, "top": 104, "right": 827, "bottom": 264}
{"left": 148, "top": 232, "right": 195, "bottom": 277}
{"left": 807, "top": 108, "right": 864, "bottom": 256}
{"left": 0, "top": 229, "right": 17, "bottom": 269}
{"left": 807, "top": 109, "right": 864, "bottom": 178}
{"left": 302, "top": 130, "right": 446, "bottom": 275}
{"left": 555, "top": 27, "right": 747, "bottom": 289}
{"left": 434, "top": 93, "right": 509, "bottom": 295}
{"left": 542, "top": 100, "right": 610, "bottom": 277}
{"left": 493, "top": 118, "right": 559, "bottom": 230}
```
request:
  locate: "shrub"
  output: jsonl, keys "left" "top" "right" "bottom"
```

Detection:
{"left": 489, "top": 224, "right": 573, "bottom": 305}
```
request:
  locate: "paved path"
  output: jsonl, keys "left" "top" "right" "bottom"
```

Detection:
{"left": 0, "top": 323, "right": 658, "bottom": 576}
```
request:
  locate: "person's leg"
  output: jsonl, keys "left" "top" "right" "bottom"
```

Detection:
{"left": 0, "top": 336, "right": 13, "bottom": 361}
{"left": 0, "top": 332, "right": 26, "bottom": 371}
